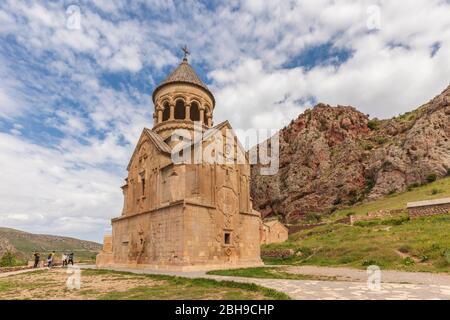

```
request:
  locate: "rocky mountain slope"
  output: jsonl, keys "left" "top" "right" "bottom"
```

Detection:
{"left": 0, "top": 227, "right": 101, "bottom": 261}
{"left": 251, "top": 85, "right": 450, "bottom": 222}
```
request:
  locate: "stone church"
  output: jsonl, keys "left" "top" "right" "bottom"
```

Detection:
{"left": 96, "top": 53, "right": 263, "bottom": 271}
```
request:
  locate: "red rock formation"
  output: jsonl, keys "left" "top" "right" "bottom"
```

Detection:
{"left": 251, "top": 85, "right": 450, "bottom": 223}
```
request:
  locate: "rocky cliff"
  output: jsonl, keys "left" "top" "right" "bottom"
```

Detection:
{"left": 251, "top": 85, "right": 450, "bottom": 222}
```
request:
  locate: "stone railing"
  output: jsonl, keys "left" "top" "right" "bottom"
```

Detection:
{"left": 407, "top": 198, "right": 450, "bottom": 218}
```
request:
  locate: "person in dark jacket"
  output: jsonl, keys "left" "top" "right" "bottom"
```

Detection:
{"left": 68, "top": 252, "right": 74, "bottom": 265}
{"left": 33, "top": 252, "right": 40, "bottom": 268}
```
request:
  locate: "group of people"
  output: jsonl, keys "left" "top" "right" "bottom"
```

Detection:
{"left": 32, "top": 251, "right": 74, "bottom": 268}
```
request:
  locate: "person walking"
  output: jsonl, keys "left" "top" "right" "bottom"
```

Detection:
{"left": 61, "top": 253, "right": 67, "bottom": 267}
{"left": 68, "top": 252, "right": 74, "bottom": 265}
{"left": 33, "top": 252, "right": 40, "bottom": 268}
{"left": 47, "top": 251, "right": 55, "bottom": 268}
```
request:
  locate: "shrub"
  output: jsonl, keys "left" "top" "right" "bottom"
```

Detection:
{"left": 407, "top": 182, "right": 420, "bottom": 191}
{"left": 426, "top": 173, "right": 437, "bottom": 183}
{"left": 367, "top": 119, "right": 380, "bottom": 130}
{"left": 403, "top": 257, "right": 415, "bottom": 266}
{"left": 447, "top": 168, "right": 450, "bottom": 176}
{"left": 431, "top": 188, "right": 443, "bottom": 195}
{"left": 362, "top": 259, "right": 378, "bottom": 266}
{"left": 373, "top": 136, "right": 387, "bottom": 145}
{"left": 398, "top": 245, "right": 411, "bottom": 254}
{"left": 304, "top": 213, "right": 322, "bottom": 223}
{"left": 0, "top": 251, "right": 17, "bottom": 267}
{"left": 365, "top": 177, "right": 375, "bottom": 192}
{"left": 443, "top": 250, "right": 450, "bottom": 264}
{"left": 361, "top": 142, "right": 374, "bottom": 150}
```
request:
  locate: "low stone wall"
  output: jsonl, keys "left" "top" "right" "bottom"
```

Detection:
{"left": 261, "top": 249, "right": 294, "bottom": 259}
{"left": 350, "top": 209, "right": 405, "bottom": 225}
{"left": 287, "top": 223, "right": 325, "bottom": 234}
{"left": 408, "top": 201, "right": 450, "bottom": 218}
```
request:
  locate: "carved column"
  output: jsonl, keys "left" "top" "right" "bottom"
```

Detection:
{"left": 185, "top": 103, "right": 191, "bottom": 121}
{"left": 169, "top": 103, "right": 175, "bottom": 120}
{"left": 207, "top": 112, "right": 212, "bottom": 127}
{"left": 199, "top": 105, "right": 205, "bottom": 124}
{"left": 156, "top": 105, "right": 163, "bottom": 124}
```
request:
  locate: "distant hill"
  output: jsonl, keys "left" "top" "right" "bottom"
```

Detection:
{"left": 0, "top": 227, "right": 101, "bottom": 262}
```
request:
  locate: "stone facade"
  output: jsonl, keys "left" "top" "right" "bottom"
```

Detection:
{"left": 407, "top": 198, "right": 450, "bottom": 218}
{"left": 96, "top": 56, "right": 262, "bottom": 271}
{"left": 261, "top": 220, "right": 288, "bottom": 245}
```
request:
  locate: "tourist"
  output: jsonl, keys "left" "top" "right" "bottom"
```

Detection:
{"left": 68, "top": 252, "right": 74, "bottom": 265}
{"left": 47, "top": 251, "right": 55, "bottom": 268}
{"left": 61, "top": 253, "right": 67, "bottom": 267}
{"left": 33, "top": 252, "right": 40, "bottom": 268}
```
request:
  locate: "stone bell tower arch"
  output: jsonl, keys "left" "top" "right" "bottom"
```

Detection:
{"left": 152, "top": 48, "right": 215, "bottom": 142}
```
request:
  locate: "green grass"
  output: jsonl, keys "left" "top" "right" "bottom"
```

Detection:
{"left": 207, "top": 267, "right": 337, "bottom": 281}
{"left": 263, "top": 178, "right": 450, "bottom": 273}
{"left": 263, "top": 214, "right": 450, "bottom": 272}
{"left": 90, "top": 269, "right": 290, "bottom": 300}
{"left": 326, "top": 176, "right": 450, "bottom": 221}
{"left": 0, "top": 268, "right": 290, "bottom": 300}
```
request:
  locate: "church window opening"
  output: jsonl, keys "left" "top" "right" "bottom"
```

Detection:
{"left": 140, "top": 175, "right": 146, "bottom": 196}
{"left": 162, "top": 102, "right": 170, "bottom": 121}
{"left": 174, "top": 100, "right": 185, "bottom": 119}
{"left": 190, "top": 102, "right": 200, "bottom": 122}
{"left": 224, "top": 232, "right": 231, "bottom": 245}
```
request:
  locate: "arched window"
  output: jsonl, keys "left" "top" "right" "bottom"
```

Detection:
{"left": 162, "top": 102, "right": 170, "bottom": 121}
{"left": 174, "top": 100, "right": 185, "bottom": 120}
{"left": 190, "top": 102, "right": 200, "bottom": 122}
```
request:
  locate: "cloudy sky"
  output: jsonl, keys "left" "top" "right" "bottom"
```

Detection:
{"left": 0, "top": 0, "right": 449, "bottom": 242}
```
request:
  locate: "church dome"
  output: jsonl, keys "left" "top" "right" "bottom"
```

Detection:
{"left": 152, "top": 58, "right": 215, "bottom": 106}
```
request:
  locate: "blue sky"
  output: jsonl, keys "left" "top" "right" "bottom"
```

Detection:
{"left": 0, "top": 0, "right": 449, "bottom": 242}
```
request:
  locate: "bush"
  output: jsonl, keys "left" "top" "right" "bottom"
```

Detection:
{"left": 431, "top": 188, "right": 443, "bottom": 195}
{"left": 373, "top": 136, "right": 387, "bottom": 145}
{"left": 426, "top": 173, "right": 437, "bottom": 183}
{"left": 403, "top": 257, "right": 415, "bottom": 266}
{"left": 447, "top": 168, "right": 450, "bottom": 176}
{"left": 304, "top": 213, "right": 322, "bottom": 223}
{"left": 367, "top": 119, "right": 380, "bottom": 130}
{"left": 0, "top": 251, "right": 17, "bottom": 267}
{"left": 361, "top": 142, "right": 374, "bottom": 150}
{"left": 362, "top": 259, "right": 378, "bottom": 266}
{"left": 407, "top": 182, "right": 420, "bottom": 191}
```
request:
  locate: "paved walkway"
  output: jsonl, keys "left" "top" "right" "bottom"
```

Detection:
{"left": 79, "top": 265, "right": 450, "bottom": 300}
{"left": 283, "top": 266, "right": 450, "bottom": 286}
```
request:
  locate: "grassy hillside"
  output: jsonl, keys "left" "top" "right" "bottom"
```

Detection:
{"left": 263, "top": 177, "right": 450, "bottom": 273}
{"left": 328, "top": 176, "right": 450, "bottom": 221}
{"left": 0, "top": 227, "right": 101, "bottom": 263}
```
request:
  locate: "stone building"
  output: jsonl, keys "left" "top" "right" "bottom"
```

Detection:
{"left": 96, "top": 54, "right": 263, "bottom": 271}
{"left": 260, "top": 220, "right": 289, "bottom": 245}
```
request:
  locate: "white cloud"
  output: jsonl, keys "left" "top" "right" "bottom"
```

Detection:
{"left": 0, "top": 0, "right": 449, "bottom": 242}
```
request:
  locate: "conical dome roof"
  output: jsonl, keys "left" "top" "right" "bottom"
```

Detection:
{"left": 152, "top": 58, "right": 215, "bottom": 105}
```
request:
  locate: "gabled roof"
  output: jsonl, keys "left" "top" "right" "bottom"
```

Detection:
{"left": 152, "top": 58, "right": 215, "bottom": 105}
{"left": 263, "top": 220, "right": 288, "bottom": 231}
{"left": 189, "top": 120, "right": 248, "bottom": 162}
{"left": 126, "top": 128, "right": 171, "bottom": 171}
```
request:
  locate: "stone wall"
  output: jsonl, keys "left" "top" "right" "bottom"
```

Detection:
{"left": 350, "top": 209, "right": 405, "bottom": 225}
{"left": 408, "top": 202, "right": 450, "bottom": 218}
